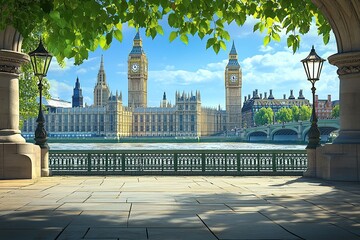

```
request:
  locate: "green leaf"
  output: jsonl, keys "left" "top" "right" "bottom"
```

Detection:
{"left": 219, "top": 40, "right": 226, "bottom": 50}
{"left": 168, "top": 13, "right": 177, "bottom": 26}
{"left": 106, "top": 32, "right": 112, "bottom": 45}
{"left": 99, "top": 35, "right": 107, "bottom": 49}
{"left": 156, "top": 25, "right": 164, "bottom": 35}
{"left": 49, "top": 11, "right": 61, "bottom": 20}
{"left": 169, "top": 31, "right": 178, "bottom": 42}
{"left": 206, "top": 37, "right": 216, "bottom": 49}
{"left": 180, "top": 34, "right": 189, "bottom": 45}
{"left": 213, "top": 42, "right": 220, "bottom": 54}
{"left": 253, "top": 22, "right": 261, "bottom": 32}
{"left": 272, "top": 32, "right": 280, "bottom": 42}
{"left": 264, "top": 35, "right": 270, "bottom": 46}
{"left": 114, "top": 29, "right": 123, "bottom": 42}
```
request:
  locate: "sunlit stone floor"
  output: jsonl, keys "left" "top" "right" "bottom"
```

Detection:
{"left": 0, "top": 176, "right": 359, "bottom": 240}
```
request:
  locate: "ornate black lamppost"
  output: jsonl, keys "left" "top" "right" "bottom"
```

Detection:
{"left": 29, "top": 39, "right": 52, "bottom": 148}
{"left": 301, "top": 46, "right": 325, "bottom": 149}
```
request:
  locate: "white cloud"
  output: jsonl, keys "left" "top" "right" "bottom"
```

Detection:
{"left": 48, "top": 79, "right": 73, "bottom": 100}
{"left": 48, "top": 58, "right": 75, "bottom": 73}
{"left": 240, "top": 46, "right": 339, "bottom": 101}
{"left": 76, "top": 68, "right": 87, "bottom": 74}
{"left": 150, "top": 68, "right": 222, "bottom": 86}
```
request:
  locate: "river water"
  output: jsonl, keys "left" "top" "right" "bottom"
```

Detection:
{"left": 49, "top": 142, "right": 306, "bottom": 150}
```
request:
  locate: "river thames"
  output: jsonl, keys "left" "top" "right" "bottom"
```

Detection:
{"left": 49, "top": 142, "right": 306, "bottom": 150}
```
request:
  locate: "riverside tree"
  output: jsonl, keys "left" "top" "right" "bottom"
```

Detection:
{"left": 254, "top": 107, "right": 274, "bottom": 126}
{"left": 332, "top": 105, "right": 340, "bottom": 118}
{"left": 275, "top": 107, "right": 293, "bottom": 123}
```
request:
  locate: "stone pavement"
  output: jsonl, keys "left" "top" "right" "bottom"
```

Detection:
{"left": 0, "top": 176, "right": 359, "bottom": 240}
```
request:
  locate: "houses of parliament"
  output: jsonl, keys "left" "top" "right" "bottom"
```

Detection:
{"left": 22, "top": 33, "right": 243, "bottom": 138}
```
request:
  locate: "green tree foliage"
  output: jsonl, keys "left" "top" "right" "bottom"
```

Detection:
{"left": 299, "top": 105, "right": 312, "bottom": 121}
{"left": 332, "top": 105, "right": 340, "bottom": 118}
{"left": 275, "top": 107, "right": 293, "bottom": 123}
{"left": 1, "top": 0, "right": 331, "bottom": 65}
{"left": 254, "top": 107, "right": 274, "bottom": 126}
{"left": 19, "top": 33, "right": 51, "bottom": 127}
{"left": 291, "top": 105, "right": 300, "bottom": 122}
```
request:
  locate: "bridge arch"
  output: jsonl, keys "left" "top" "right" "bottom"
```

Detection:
{"left": 271, "top": 128, "right": 298, "bottom": 141}
{"left": 247, "top": 131, "right": 267, "bottom": 141}
{"left": 302, "top": 126, "right": 339, "bottom": 142}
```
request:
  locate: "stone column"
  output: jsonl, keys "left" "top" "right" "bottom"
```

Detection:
{"left": 0, "top": 26, "right": 41, "bottom": 179}
{"left": 311, "top": 0, "right": 360, "bottom": 181}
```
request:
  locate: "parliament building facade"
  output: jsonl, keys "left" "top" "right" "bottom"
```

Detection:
{"left": 22, "top": 33, "right": 242, "bottom": 138}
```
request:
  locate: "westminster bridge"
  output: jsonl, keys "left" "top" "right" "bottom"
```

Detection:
{"left": 240, "top": 118, "right": 339, "bottom": 142}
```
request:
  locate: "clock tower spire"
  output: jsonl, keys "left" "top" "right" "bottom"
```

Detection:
{"left": 128, "top": 31, "right": 148, "bottom": 108}
{"left": 225, "top": 41, "right": 242, "bottom": 131}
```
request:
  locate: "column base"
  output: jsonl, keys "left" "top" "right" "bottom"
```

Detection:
{"left": 316, "top": 143, "right": 360, "bottom": 181}
{"left": 0, "top": 129, "right": 26, "bottom": 143}
{"left": 304, "top": 149, "right": 316, "bottom": 177}
{"left": 0, "top": 143, "right": 41, "bottom": 179}
{"left": 333, "top": 130, "right": 360, "bottom": 144}
{"left": 40, "top": 147, "right": 50, "bottom": 177}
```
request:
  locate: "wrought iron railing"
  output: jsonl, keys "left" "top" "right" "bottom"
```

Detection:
{"left": 49, "top": 149, "right": 307, "bottom": 175}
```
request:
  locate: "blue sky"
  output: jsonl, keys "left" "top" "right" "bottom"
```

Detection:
{"left": 47, "top": 18, "right": 339, "bottom": 109}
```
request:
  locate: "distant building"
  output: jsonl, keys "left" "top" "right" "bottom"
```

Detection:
{"left": 241, "top": 89, "right": 311, "bottom": 128}
{"left": 22, "top": 32, "right": 242, "bottom": 138}
{"left": 315, "top": 94, "right": 333, "bottom": 119}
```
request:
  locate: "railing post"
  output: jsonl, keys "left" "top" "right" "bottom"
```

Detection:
{"left": 225, "top": 153, "right": 227, "bottom": 172}
{"left": 87, "top": 153, "right": 91, "bottom": 172}
{"left": 105, "top": 153, "right": 108, "bottom": 172}
{"left": 272, "top": 153, "right": 276, "bottom": 172}
{"left": 257, "top": 153, "right": 260, "bottom": 172}
{"left": 174, "top": 153, "right": 178, "bottom": 171}
{"left": 201, "top": 153, "right": 205, "bottom": 172}
{"left": 121, "top": 153, "right": 125, "bottom": 172}
{"left": 237, "top": 153, "right": 240, "bottom": 172}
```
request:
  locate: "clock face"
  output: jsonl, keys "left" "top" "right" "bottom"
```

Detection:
{"left": 131, "top": 63, "right": 139, "bottom": 72}
{"left": 230, "top": 74, "right": 237, "bottom": 82}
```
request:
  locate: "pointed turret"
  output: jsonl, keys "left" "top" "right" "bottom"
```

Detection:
{"left": 230, "top": 41, "right": 237, "bottom": 55}
{"left": 94, "top": 55, "right": 110, "bottom": 106}
{"left": 163, "top": 92, "right": 166, "bottom": 101}
{"left": 130, "top": 31, "right": 144, "bottom": 55}
{"left": 72, "top": 77, "right": 83, "bottom": 108}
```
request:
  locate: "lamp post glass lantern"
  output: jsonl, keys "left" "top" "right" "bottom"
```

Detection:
{"left": 301, "top": 46, "right": 325, "bottom": 149}
{"left": 29, "top": 38, "right": 52, "bottom": 148}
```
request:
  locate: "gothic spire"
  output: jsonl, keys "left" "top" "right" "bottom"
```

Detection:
{"left": 230, "top": 40, "right": 237, "bottom": 55}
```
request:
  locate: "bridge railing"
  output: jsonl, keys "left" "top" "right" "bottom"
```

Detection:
{"left": 49, "top": 149, "right": 307, "bottom": 175}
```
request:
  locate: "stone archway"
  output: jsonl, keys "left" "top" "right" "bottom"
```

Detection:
{"left": 307, "top": 0, "right": 360, "bottom": 181}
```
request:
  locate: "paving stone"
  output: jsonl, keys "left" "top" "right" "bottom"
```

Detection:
{"left": 0, "top": 227, "right": 62, "bottom": 240}
{"left": 57, "top": 202, "right": 131, "bottom": 211}
{"left": 198, "top": 211, "right": 299, "bottom": 239}
{"left": 281, "top": 222, "right": 360, "bottom": 240}
{"left": 84, "top": 227, "right": 147, "bottom": 239}
{"left": 147, "top": 227, "right": 217, "bottom": 240}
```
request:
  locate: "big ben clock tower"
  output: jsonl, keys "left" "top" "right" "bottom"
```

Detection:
{"left": 128, "top": 31, "right": 148, "bottom": 108}
{"left": 225, "top": 41, "right": 242, "bottom": 132}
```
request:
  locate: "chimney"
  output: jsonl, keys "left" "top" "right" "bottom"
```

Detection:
{"left": 260, "top": 93, "right": 262, "bottom": 99}
{"left": 244, "top": 96, "right": 247, "bottom": 102}
{"left": 254, "top": 89, "right": 259, "bottom": 99}
{"left": 264, "top": 92, "right": 267, "bottom": 99}
{"left": 248, "top": 94, "right": 251, "bottom": 100}
{"left": 283, "top": 94, "right": 286, "bottom": 99}
{"left": 289, "top": 90, "right": 295, "bottom": 99}
{"left": 268, "top": 89, "right": 274, "bottom": 99}
{"left": 298, "top": 89, "right": 305, "bottom": 99}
